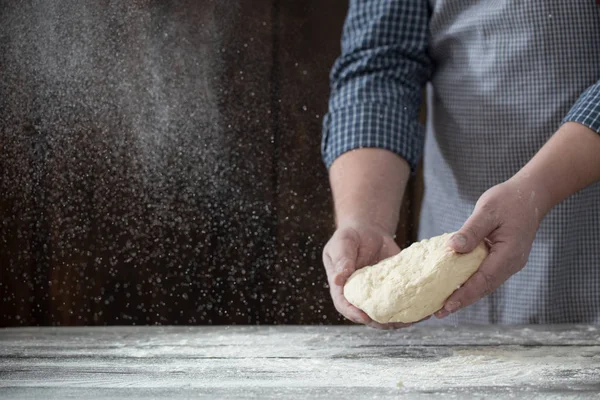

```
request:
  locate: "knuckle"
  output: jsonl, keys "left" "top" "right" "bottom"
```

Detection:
{"left": 322, "top": 251, "right": 333, "bottom": 270}
{"left": 322, "top": 241, "right": 331, "bottom": 256}
{"left": 477, "top": 196, "right": 499, "bottom": 221}
{"left": 325, "top": 269, "right": 336, "bottom": 287}
{"left": 463, "top": 225, "right": 480, "bottom": 241}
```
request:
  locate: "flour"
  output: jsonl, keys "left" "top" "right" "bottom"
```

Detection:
{"left": 393, "top": 347, "right": 600, "bottom": 391}
{"left": 2, "top": 326, "right": 598, "bottom": 398}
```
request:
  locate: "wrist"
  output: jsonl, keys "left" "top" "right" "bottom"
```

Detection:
{"left": 336, "top": 213, "right": 398, "bottom": 237}
{"left": 511, "top": 122, "right": 600, "bottom": 221}
{"left": 506, "top": 171, "right": 555, "bottom": 224}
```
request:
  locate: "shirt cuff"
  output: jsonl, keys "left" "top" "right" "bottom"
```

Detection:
{"left": 321, "top": 103, "right": 425, "bottom": 174}
{"left": 562, "top": 82, "right": 600, "bottom": 134}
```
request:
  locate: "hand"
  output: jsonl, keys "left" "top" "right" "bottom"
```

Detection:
{"left": 322, "top": 220, "right": 412, "bottom": 330}
{"left": 436, "top": 176, "right": 547, "bottom": 318}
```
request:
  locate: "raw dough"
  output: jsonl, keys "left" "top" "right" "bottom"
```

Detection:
{"left": 343, "top": 232, "right": 488, "bottom": 324}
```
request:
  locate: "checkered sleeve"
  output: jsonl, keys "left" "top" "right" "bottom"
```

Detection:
{"left": 562, "top": 81, "right": 600, "bottom": 134}
{"left": 321, "top": 0, "right": 432, "bottom": 173}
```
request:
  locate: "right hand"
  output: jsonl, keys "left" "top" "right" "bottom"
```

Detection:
{"left": 322, "top": 220, "right": 412, "bottom": 330}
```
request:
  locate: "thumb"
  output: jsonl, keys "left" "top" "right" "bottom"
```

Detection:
{"left": 325, "top": 228, "right": 360, "bottom": 286}
{"left": 448, "top": 205, "right": 497, "bottom": 253}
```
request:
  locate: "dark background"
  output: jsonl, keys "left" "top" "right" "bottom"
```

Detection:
{"left": 0, "top": 0, "right": 422, "bottom": 327}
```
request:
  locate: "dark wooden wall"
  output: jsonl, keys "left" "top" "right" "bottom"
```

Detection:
{"left": 0, "top": 0, "right": 422, "bottom": 327}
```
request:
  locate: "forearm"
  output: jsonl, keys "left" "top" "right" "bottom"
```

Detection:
{"left": 514, "top": 122, "right": 600, "bottom": 217}
{"left": 329, "top": 148, "right": 410, "bottom": 235}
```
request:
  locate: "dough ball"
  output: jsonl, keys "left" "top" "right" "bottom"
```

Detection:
{"left": 343, "top": 232, "right": 488, "bottom": 324}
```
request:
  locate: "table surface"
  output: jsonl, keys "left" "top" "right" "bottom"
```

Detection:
{"left": 1, "top": 325, "right": 599, "bottom": 399}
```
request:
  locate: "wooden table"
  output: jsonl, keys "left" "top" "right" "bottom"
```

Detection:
{"left": 1, "top": 326, "right": 599, "bottom": 399}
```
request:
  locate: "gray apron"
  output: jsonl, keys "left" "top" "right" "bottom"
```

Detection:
{"left": 420, "top": 1, "right": 600, "bottom": 323}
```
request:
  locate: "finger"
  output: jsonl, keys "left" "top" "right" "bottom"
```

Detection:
{"left": 367, "top": 321, "right": 395, "bottom": 330}
{"left": 380, "top": 321, "right": 413, "bottom": 329}
{"left": 448, "top": 203, "right": 497, "bottom": 254}
{"left": 413, "top": 315, "right": 431, "bottom": 324}
{"left": 366, "top": 315, "right": 415, "bottom": 329}
{"left": 326, "top": 229, "right": 359, "bottom": 269}
{"left": 323, "top": 232, "right": 360, "bottom": 286}
{"left": 333, "top": 258, "right": 356, "bottom": 286}
{"left": 442, "top": 246, "right": 519, "bottom": 313}
{"left": 323, "top": 252, "right": 355, "bottom": 287}
{"left": 367, "top": 322, "right": 392, "bottom": 330}
{"left": 418, "top": 315, "right": 431, "bottom": 322}
{"left": 368, "top": 320, "right": 412, "bottom": 330}
{"left": 330, "top": 282, "right": 371, "bottom": 324}
{"left": 324, "top": 230, "right": 372, "bottom": 324}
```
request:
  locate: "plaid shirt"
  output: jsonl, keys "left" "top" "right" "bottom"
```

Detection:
{"left": 323, "top": 1, "right": 600, "bottom": 324}
{"left": 322, "top": 1, "right": 600, "bottom": 172}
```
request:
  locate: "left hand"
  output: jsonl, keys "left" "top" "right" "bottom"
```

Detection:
{"left": 435, "top": 175, "right": 548, "bottom": 318}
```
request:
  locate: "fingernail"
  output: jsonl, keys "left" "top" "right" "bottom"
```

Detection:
{"left": 448, "top": 233, "right": 467, "bottom": 250}
{"left": 445, "top": 301, "right": 461, "bottom": 313}
{"left": 450, "top": 234, "right": 467, "bottom": 248}
{"left": 436, "top": 309, "right": 450, "bottom": 319}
